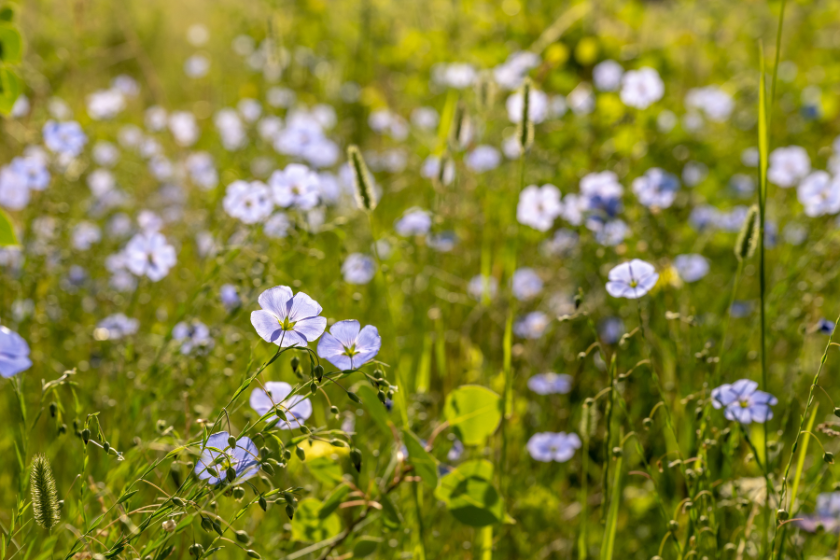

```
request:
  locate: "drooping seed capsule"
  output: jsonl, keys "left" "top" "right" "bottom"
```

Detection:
{"left": 735, "top": 204, "right": 759, "bottom": 261}
{"left": 81, "top": 428, "right": 91, "bottom": 445}
{"left": 350, "top": 448, "right": 362, "bottom": 473}
{"left": 314, "top": 364, "right": 324, "bottom": 382}
{"left": 226, "top": 466, "right": 237, "bottom": 482}
{"left": 49, "top": 402, "right": 57, "bottom": 417}
{"left": 235, "top": 530, "right": 251, "bottom": 544}
{"left": 259, "top": 495, "right": 268, "bottom": 511}
{"left": 347, "top": 391, "right": 361, "bottom": 403}
{"left": 201, "top": 516, "right": 214, "bottom": 532}
{"left": 232, "top": 486, "right": 245, "bottom": 500}
{"left": 347, "top": 145, "right": 377, "bottom": 211}
{"left": 227, "top": 435, "right": 237, "bottom": 449}
{"left": 295, "top": 446, "right": 306, "bottom": 461}
{"left": 291, "top": 356, "right": 300, "bottom": 372}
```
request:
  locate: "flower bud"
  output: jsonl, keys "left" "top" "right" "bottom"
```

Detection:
{"left": 227, "top": 435, "right": 237, "bottom": 449}
{"left": 232, "top": 486, "right": 245, "bottom": 500}
{"left": 189, "top": 544, "right": 204, "bottom": 557}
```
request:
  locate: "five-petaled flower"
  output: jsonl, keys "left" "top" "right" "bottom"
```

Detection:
{"left": 527, "top": 432, "right": 581, "bottom": 462}
{"left": 250, "top": 381, "right": 313, "bottom": 430}
{"left": 194, "top": 431, "right": 260, "bottom": 485}
{"left": 711, "top": 379, "right": 777, "bottom": 424}
{"left": 605, "top": 259, "right": 659, "bottom": 299}
{"left": 0, "top": 326, "right": 32, "bottom": 378}
{"left": 317, "top": 320, "right": 381, "bottom": 370}
{"left": 251, "top": 286, "right": 327, "bottom": 347}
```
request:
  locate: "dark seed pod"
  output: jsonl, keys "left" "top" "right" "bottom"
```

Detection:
{"left": 213, "top": 518, "right": 223, "bottom": 535}
{"left": 172, "top": 497, "right": 186, "bottom": 507}
{"left": 260, "top": 447, "right": 269, "bottom": 461}
{"left": 227, "top": 435, "right": 237, "bottom": 449}
{"left": 226, "top": 466, "right": 237, "bottom": 482}
{"left": 330, "top": 406, "right": 339, "bottom": 415}
{"left": 235, "top": 530, "right": 250, "bottom": 544}
{"left": 314, "top": 365, "right": 324, "bottom": 382}
{"left": 232, "top": 486, "right": 246, "bottom": 500}
{"left": 49, "top": 402, "right": 57, "bottom": 417}
{"left": 825, "top": 452, "right": 835, "bottom": 464}
{"left": 262, "top": 462, "right": 275, "bottom": 476}
{"left": 81, "top": 428, "right": 91, "bottom": 445}
{"left": 777, "top": 509, "right": 789, "bottom": 520}
{"left": 201, "top": 516, "right": 214, "bottom": 532}
{"left": 347, "top": 392, "right": 361, "bottom": 403}
{"left": 350, "top": 448, "right": 362, "bottom": 473}
{"left": 259, "top": 495, "right": 268, "bottom": 511}
{"left": 295, "top": 446, "right": 305, "bottom": 461}
{"left": 189, "top": 544, "right": 204, "bottom": 558}
{"left": 285, "top": 504, "right": 295, "bottom": 519}
{"left": 291, "top": 356, "right": 300, "bottom": 372}
{"left": 246, "top": 550, "right": 261, "bottom": 560}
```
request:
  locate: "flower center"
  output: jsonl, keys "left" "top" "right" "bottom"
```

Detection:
{"left": 279, "top": 316, "right": 296, "bottom": 330}
{"left": 342, "top": 344, "right": 359, "bottom": 357}
{"left": 629, "top": 279, "right": 638, "bottom": 288}
{"left": 739, "top": 399, "right": 750, "bottom": 408}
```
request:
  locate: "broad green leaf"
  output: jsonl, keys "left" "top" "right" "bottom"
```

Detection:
{"left": 320, "top": 483, "right": 351, "bottom": 519}
{"left": 444, "top": 385, "right": 502, "bottom": 446}
{"left": 352, "top": 536, "right": 382, "bottom": 557}
{"left": 0, "top": 24, "right": 22, "bottom": 64}
{"left": 356, "top": 384, "right": 391, "bottom": 433}
{"left": 402, "top": 429, "right": 437, "bottom": 489}
{"left": 0, "top": 208, "right": 17, "bottom": 246}
{"left": 305, "top": 456, "right": 343, "bottom": 486}
{"left": 434, "top": 460, "right": 504, "bottom": 528}
{"left": 291, "top": 498, "right": 341, "bottom": 543}
{"left": 0, "top": 66, "right": 21, "bottom": 115}
{"left": 380, "top": 495, "right": 403, "bottom": 531}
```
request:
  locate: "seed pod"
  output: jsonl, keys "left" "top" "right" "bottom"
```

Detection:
{"left": 300, "top": 425, "right": 311, "bottom": 434}
{"left": 314, "top": 364, "right": 324, "bottom": 382}
{"left": 201, "top": 516, "right": 214, "bottom": 532}
{"left": 226, "top": 466, "right": 237, "bottom": 482}
{"left": 49, "top": 402, "right": 57, "bottom": 417}
{"left": 330, "top": 406, "right": 339, "bottom": 415}
{"left": 213, "top": 518, "right": 223, "bottom": 535}
{"left": 310, "top": 382, "right": 318, "bottom": 394}
{"left": 103, "top": 442, "right": 111, "bottom": 454}
{"left": 347, "top": 145, "right": 377, "bottom": 211}
{"left": 259, "top": 495, "right": 268, "bottom": 512}
{"left": 377, "top": 390, "right": 386, "bottom": 404}
{"left": 611, "top": 447, "right": 623, "bottom": 458}
{"left": 350, "top": 448, "right": 362, "bottom": 473}
{"left": 285, "top": 504, "right": 295, "bottom": 519}
{"left": 735, "top": 204, "right": 759, "bottom": 261}
{"left": 246, "top": 550, "right": 261, "bottom": 560}
{"left": 189, "top": 544, "right": 204, "bottom": 558}
{"left": 262, "top": 462, "right": 275, "bottom": 476}
{"left": 58, "top": 423, "right": 67, "bottom": 435}
{"left": 162, "top": 519, "right": 176, "bottom": 532}
{"left": 260, "top": 447, "right": 269, "bottom": 461}
{"left": 31, "top": 454, "right": 60, "bottom": 530}
{"left": 227, "top": 435, "right": 237, "bottom": 449}
{"left": 81, "top": 428, "right": 91, "bottom": 445}
{"left": 295, "top": 446, "right": 305, "bottom": 461}
{"left": 777, "top": 509, "right": 789, "bottom": 520}
{"left": 669, "top": 520, "right": 679, "bottom": 532}
{"left": 834, "top": 407, "right": 840, "bottom": 418}
{"left": 232, "top": 486, "right": 246, "bottom": 500}
{"left": 235, "top": 530, "right": 250, "bottom": 544}
{"left": 825, "top": 452, "right": 835, "bottom": 464}
{"left": 517, "top": 78, "right": 534, "bottom": 153}
{"left": 172, "top": 497, "right": 186, "bottom": 507}
{"left": 347, "top": 391, "right": 361, "bottom": 404}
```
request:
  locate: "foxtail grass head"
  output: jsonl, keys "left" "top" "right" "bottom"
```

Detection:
{"left": 735, "top": 204, "right": 759, "bottom": 261}
{"left": 517, "top": 78, "right": 534, "bottom": 154}
{"left": 31, "top": 454, "right": 60, "bottom": 530}
{"left": 347, "top": 145, "right": 376, "bottom": 212}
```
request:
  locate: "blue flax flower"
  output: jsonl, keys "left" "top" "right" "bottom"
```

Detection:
{"left": 0, "top": 326, "right": 32, "bottom": 377}
{"left": 527, "top": 432, "right": 581, "bottom": 462}
{"left": 194, "top": 432, "right": 260, "bottom": 485}
{"left": 527, "top": 373, "right": 572, "bottom": 395}
{"left": 317, "top": 320, "right": 381, "bottom": 370}
{"left": 251, "top": 286, "right": 327, "bottom": 347}
{"left": 711, "top": 379, "right": 777, "bottom": 424}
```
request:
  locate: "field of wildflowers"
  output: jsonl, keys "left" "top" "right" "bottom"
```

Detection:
{"left": 2, "top": 0, "right": 840, "bottom": 558}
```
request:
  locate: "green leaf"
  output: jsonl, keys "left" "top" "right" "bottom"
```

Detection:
{"left": 380, "top": 495, "right": 403, "bottom": 531}
{"left": 352, "top": 536, "right": 382, "bottom": 558}
{"left": 444, "top": 385, "right": 502, "bottom": 446}
{"left": 402, "top": 429, "right": 437, "bottom": 489}
{"left": 0, "top": 208, "right": 17, "bottom": 246}
{"left": 319, "top": 483, "right": 351, "bottom": 519}
{"left": 291, "top": 498, "right": 341, "bottom": 543}
{"left": 0, "top": 24, "right": 22, "bottom": 64}
{"left": 356, "top": 384, "right": 391, "bottom": 433}
{"left": 116, "top": 490, "right": 139, "bottom": 505}
{"left": 434, "top": 460, "right": 504, "bottom": 527}
{"left": 305, "top": 456, "right": 343, "bottom": 487}
{"left": 0, "top": 66, "right": 21, "bottom": 115}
